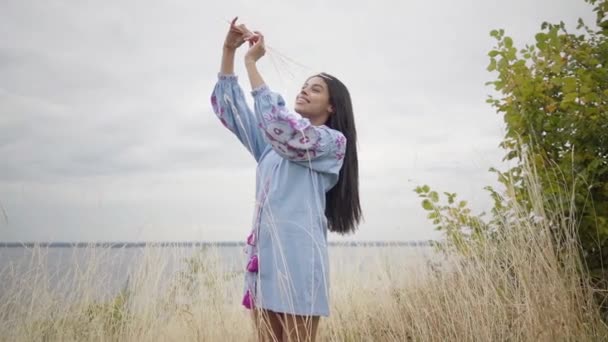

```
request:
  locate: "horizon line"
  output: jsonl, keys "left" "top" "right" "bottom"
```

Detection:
{"left": 0, "top": 240, "right": 434, "bottom": 248}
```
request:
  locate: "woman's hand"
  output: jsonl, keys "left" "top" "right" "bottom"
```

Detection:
{"left": 245, "top": 32, "right": 266, "bottom": 64}
{"left": 223, "top": 17, "right": 254, "bottom": 51}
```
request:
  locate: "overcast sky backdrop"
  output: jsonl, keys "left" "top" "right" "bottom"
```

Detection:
{"left": 0, "top": 0, "right": 595, "bottom": 242}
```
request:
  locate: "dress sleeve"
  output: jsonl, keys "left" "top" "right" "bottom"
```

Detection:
{"left": 211, "top": 74, "right": 268, "bottom": 162}
{"left": 251, "top": 84, "right": 347, "bottom": 176}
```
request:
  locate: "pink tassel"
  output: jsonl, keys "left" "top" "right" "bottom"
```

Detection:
{"left": 247, "top": 255, "right": 259, "bottom": 272}
{"left": 247, "top": 232, "right": 256, "bottom": 246}
{"left": 242, "top": 289, "right": 254, "bottom": 309}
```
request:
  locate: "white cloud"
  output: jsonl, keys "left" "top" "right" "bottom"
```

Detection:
{"left": 0, "top": 0, "right": 596, "bottom": 242}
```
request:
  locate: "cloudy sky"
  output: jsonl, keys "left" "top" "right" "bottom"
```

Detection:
{"left": 0, "top": 0, "right": 595, "bottom": 243}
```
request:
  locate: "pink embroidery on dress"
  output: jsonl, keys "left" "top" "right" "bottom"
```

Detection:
{"left": 275, "top": 140, "right": 299, "bottom": 158}
{"left": 272, "top": 141, "right": 292, "bottom": 155}
{"left": 263, "top": 113, "right": 274, "bottom": 122}
{"left": 287, "top": 127, "right": 320, "bottom": 150}
{"left": 296, "top": 121, "right": 309, "bottom": 131}
{"left": 242, "top": 289, "right": 254, "bottom": 309}
{"left": 264, "top": 131, "right": 277, "bottom": 142}
{"left": 266, "top": 121, "right": 293, "bottom": 143}
{"left": 211, "top": 95, "right": 218, "bottom": 112}
{"left": 219, "top": 74, "right": 236, "bottom": 81}
{"left": 247, "top": 232, "right": 256, "bottom": 246}
{"left": 246, "top": 255, "right": 259, "bottom": 272}
{"left": 335, "top": 134, "right": 346, "bottom": 160}
{"left": 287, "top": 118, "right": 299, "bottom": 130}
{"left": 312, "top": 140, "right": 322, "bottom": 151}
{"left": 294, "top": 149, "right": 317, "bottom": 160}
{"left": 335, "top": 134, "right": 346, "bottom": 148}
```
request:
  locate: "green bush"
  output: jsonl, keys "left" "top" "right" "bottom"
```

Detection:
{"left": 417, "top": 0, "right": 608, "bottom": 317}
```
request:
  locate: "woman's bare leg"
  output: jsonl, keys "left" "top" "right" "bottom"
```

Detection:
{"left": 282, "top": 314, "right": 320, "bottom": 342}
{"left": 253, "top": 309, "right": 284, "bottom": 342}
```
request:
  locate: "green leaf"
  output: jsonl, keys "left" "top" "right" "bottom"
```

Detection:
{"left": 563, "top": 93, "right": 578, "bottom": 103}
{"left": 487, "top": 58, "right": 497, "bottom": 72}
{"left": 430, "top": 191, "right": 439, "bottom": 203}
{"left": 445, "top": 192, "right": 457, "bottom": 204}
{"left": 562, "top": 77, "right": 577, "bottom": 93}
{"left": 422, "top": 199, "right": 434, "bottom": 211}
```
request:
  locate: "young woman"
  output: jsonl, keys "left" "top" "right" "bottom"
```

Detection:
{"left": 211, "top": 18, "right": 361, "bottom": 341}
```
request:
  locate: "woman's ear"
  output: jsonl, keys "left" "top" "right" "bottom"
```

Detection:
{"left": 327, "top": 105, "right": 334, "bottom": 114}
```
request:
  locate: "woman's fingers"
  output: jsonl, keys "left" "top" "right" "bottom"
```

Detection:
{"left": 253, "top": 31, "right": 264, "bottom": 47}
{"left": 246, "top": 33, "right": 260, "bottom": 47}
{"left": 226, "top": 17, "right": 259, "bottom": 49}
{"left": 250, "top": 31, "right": 263, "bottom": 41}
{"left": 236, "top": 24, "right": 253, "bottom": 36}
{"left": 229, "top": 17, "right": 252, "bottom": 36}
{"left": 250, "top": 32, "right": 265, "bottom": 54}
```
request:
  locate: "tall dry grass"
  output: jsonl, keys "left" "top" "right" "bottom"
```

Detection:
{"left": 322, "top": 162, "right": 608, "bottom": 341}
{"left": 1, "top": 164, "right": 607, "bottom": 341}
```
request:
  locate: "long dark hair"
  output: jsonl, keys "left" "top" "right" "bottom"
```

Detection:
{"left": 316, "top": 72, "right": 362, "bottom": 234}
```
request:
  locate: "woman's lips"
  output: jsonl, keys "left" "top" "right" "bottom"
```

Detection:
{"left": 296, "top": 96, "right": 309, "bottom": 104}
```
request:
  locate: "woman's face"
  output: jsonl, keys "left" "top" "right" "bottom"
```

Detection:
{"left": 294, "top": 76, "right": 333, "bottom": 124}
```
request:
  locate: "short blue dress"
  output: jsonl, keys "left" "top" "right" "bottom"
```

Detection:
{"left": 211, "top": 74, "right": 347, "bottom": 317}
